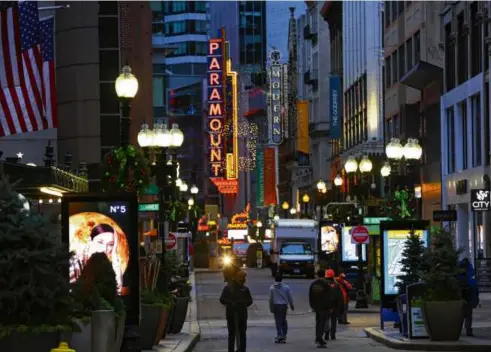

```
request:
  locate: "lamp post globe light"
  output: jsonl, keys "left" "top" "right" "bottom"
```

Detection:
{"left": 188, "top": 198, "right": 195, "bottom": 206}
{"left": 290, "top": 208, "right": 297, "bottom": 215}
{"left": 282, "top": 201, "right": 289, "bottom": 210}
{"left": 302, "top": 194, "right": 310, "bottom": 203}
{"left": 190, "top": 185, "right": 199, "bottom": 195}
{"left": 380, "top": 162, "right": 391, "bottom": 177}
{"left": 115, "top": 65, "right": 138, "bottom": 148}
{"left": 359, "top": 155, "right": 373, "bottom": 173}
{"left": 257, "top": 220, "right": 263, "bottom": 228}
{"left": 403, "top": 138, "right": 423, "bottom": 160}
{"left": 334, "top": 174, "right": 343, "bottom": 187}
{"left": 180, "top": 182, "right": 188, "bottom": 192}
{"left": 344, "top": 156, "right": 358, "bottom": 173}
{"left": 386, "top": 138, "right": 404, "bottom": 161}
{"left": 273, "top": 215, "right": 280, "bottom": 221}
{"left": 317, "top": 179, "right": 326, "bottom": 191}
{"left": 170, "top": 123, "right": 184, "bottom": 148}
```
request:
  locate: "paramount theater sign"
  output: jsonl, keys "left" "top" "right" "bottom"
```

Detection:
{"left": 269, "top": 50, "right": 283, "bottom": 145}
{"left": 207, "top": 38, "right": 225, "bottom": 178}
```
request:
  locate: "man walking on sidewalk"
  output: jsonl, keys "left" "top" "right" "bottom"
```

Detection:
{"left": 269, "top": 272, "right": 295, "bottom": 343}
{"left": 309, "top": 269, "right": 332, "bottom": 348}
{"left": 324, "top": 269, "right": 343, "bottom": 341}
{"left": 336, "top": 273, "right": 353, "bottom": 324}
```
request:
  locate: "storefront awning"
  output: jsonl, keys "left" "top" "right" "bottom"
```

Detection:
{"left": 400, "top": 60, "right": 443, "bottom": 91}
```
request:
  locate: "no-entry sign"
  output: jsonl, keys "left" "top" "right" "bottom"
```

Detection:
{"left": 351, "top": 226, "right": 369, "bottom": 244}
{"left": 165, "top": 233, "right": 177, "bottom": 250}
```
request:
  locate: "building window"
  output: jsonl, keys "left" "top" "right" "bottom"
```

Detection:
{"left": 171, "top": 1, "right": 187, "bottom": 14}
{"left": 471, "top": 94, "right": 482, "bottom": 167}
{"left": 446, "top": 108, "right": 455, "bottom": 174}
{"left": 445, "top": 23, "right": 456, "bottom": 91}
{"left": 391, "top": 51, "right": 397, "bottom": 85}
{"left": 471, "top": 1, "right": 482, "bottom": 77}
{"left": 406, "top": 37, "right": 413, "bottom": 70}
{"left": 398, "top": 44, "right": 405, "bottom": 79}
{"left": 393, "top": 114, "right": 399, "bottom": 136}
{"left": 153, "top": 76, "right": 165, "bottom": 107}
{"left": 414, "top": 31, "right": 420, "bottom": 63}
{"left": 461, "top": 100, "right": 468, "bottom": 170}
{"left": 384, "top": 1, "right": 391, "bottom": 27}
{"left": 386, "top": 118, "right": 393, "bottom": 141}
{"left": 397, "top": 1, "right": 404, "bottom": 15}
{"left": 391, "top": 1, "right": 397, "bottom": 22}
{"left": 385, "top": 56, "right": 391, "bottom": 88}
{"left": 457, "top": 13, "right": 468, "bottom": 85}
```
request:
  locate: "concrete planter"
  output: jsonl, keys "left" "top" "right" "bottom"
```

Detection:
{"left": 140, "top": 304, "right": 162, "bottom": 349}
{"left": 91, "top": 310, "right": 116, "bottom": 352}
{"left": 115, "top": 311, "right": 126, "bottom": 352}
{"left": 154, "top": 306, "right": 172, "bottom": 344}
{"left": 71, "top": 319, "right": 91, "bottom": 352}
{"left": 169, "top": 297, "right": 189, "bottom": 334}
{"left": 422, "top": 300, "right": 464, "bottom": 341}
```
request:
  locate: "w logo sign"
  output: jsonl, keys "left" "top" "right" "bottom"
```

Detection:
{"left": 471, "top": 189, "right": 491, "bottom": 212}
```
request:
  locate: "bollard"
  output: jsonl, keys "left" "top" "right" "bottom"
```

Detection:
{"left": 51, "top": 342, "right": 75, "bottom": 352}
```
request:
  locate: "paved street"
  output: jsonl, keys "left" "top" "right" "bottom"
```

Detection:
{"left": 194, "top": 269, "right": 413, "bottom": 351}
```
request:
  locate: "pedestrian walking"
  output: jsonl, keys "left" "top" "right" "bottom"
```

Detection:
{"left": 458, "top": 258, "right": 480, "bottom": 337}
{"left": 309, "top": 269, "right": 332, "bottom": 348}
{"left": 269, "top": 272, "right": 294, "bottom": 343}
{"left": 324, "top": 269, "right": 343, "bottom": 340}
{"left": 219, "top": 270, "right": 253, "bottom": 352}
{"left": 336, "top": 273, "right": 353, "bottom": 324}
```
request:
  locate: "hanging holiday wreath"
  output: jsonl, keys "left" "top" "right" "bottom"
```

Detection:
{"left": 101, "top": 145, "right": 150, "bottom": 193}
{"left": 382, "top": 188, "right": 417, "bottom": 220}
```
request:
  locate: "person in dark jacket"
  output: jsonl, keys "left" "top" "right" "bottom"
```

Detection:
{"left": 220, "top": 270, "right": 253, "bottom": 352}
{"left": 324, "top": 269, "right": 343, "bottom": 340}
{"left": 309, "top": 269, "right": 333, "bottom": 348}
{"left": 458, "top": 258, "right": 480, "bottom": 336}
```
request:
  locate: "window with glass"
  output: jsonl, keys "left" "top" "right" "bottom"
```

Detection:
{"left": 385, "top": 57, "right": 391, "bottom": 88}
{"left": 384, "top": 1, "right": 391, "bottom": 27}
{"left": 393, "top": 114, "right": 399, "bottom": 136}
{"left": 457, "top": 13, "right": 468, "bottom": 85}
{"left": 391, "top": 1, "right": 397, "bottom": 22}
{"left": 471, "top": 1, "right": 482, "bottom": 77}
{"left": 153, "top": 76, "right": 165, "bottom": 107}
{"left": 398, "top": 44, "right": 405, "bottom": 79}
{"left": 486, "top": 83, "right": 490, "bottom": 165}
{"left": 406, "top": 37, "right": 413, "bottom": 70}
{"left": 445, "top": 23, "right": 456, "bottom": 91}
{"left": 386, "top": 118, "right": 393, "bottom": 141}
{"left": 391, "top": 51, "right": 397, "bottom": 85}
{"left": 461, "top": 101, "right": 468, "bottom": 170}
{"left": 447, "top": 108, "right": 455, "bottom": 173}
{"left": 171, "top": 1, "right": 187, "bottom": 14}
{"left": 194, "top": 0, "right": 207, "bottom": 13}
{"left": 472, "top": 94, "right": 482, "bottom": 167}
{"left": 414, "top": 31, "right": 421, "bottom": 63}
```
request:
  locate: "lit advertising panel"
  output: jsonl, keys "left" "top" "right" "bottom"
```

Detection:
{"left": 320, "top": 225, "right": 339, "bottom": 254}
{"left": 207, "top": 38, "right": 225, "bottom": 178}
{"left": 382, "top": 229, "right": 429, "bottom": 296}
{"left": 341, "top": 226, "right": 367, "bottom": 262}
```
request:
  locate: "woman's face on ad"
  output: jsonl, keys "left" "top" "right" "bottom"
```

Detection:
{"left": 90, "top": 231, "right": 115, "bottom": 256}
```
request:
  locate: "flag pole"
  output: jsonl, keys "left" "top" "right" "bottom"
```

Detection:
{"left": 38, "top": 5, "right": 70, "bottom": 11}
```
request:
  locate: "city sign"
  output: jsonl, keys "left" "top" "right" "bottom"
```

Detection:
{"left": 351, "top": 225, "right": 369, "bottom": 244}
{"left": 432, "top": 210, "right": 457, "bottom": 221}
{"left": 138, "top": 203, "right": 159, "bottom": 212}
{"left": 269, "top": 50, "right": 283, "bottom": 145}
{"left": 471, "top": 189, "right": 491, "bottom": 212}
{"left": 207, "top": 38, "right": 225, "bottom": 178}
{"left": 329, "top": 75, "right": 342, "bottom": 139}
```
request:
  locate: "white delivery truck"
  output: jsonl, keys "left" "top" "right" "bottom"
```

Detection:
{"left": 270, "top": 219, "right": 318, "bottom": 278}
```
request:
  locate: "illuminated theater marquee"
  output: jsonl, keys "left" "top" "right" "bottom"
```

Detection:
{"left": 207, "top": 39, "right": 225, "bottom": 178}
{"left": 269, "top": 50, "right": 283, "bottom": 145}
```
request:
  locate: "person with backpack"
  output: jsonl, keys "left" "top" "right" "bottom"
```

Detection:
{"left": 309, "top": 269, "right": 334, "bottom": 348}
{"left": 324, "top": 269, "right": 344, "bottom": 340}
{"left": 220, "top": 270, "right": 253, "bottom": 352}
{"left": 269, "top": 272, "right": 294, "bottom": 343}
{"left": 458, "top": 258, "right": 480, "bottom": 336}
{"left": 336, "top": 273, "right": 353, "bottom": 324}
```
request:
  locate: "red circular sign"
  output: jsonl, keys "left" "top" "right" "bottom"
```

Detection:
{"left": 351, "top": 226, "right": 369, "bottom": 244}
{"left": 166, "top": 233, "right": 177, "bottom": 250}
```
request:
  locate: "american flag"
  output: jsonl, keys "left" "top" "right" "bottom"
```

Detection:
{"left": 0, "top": 1, "right": 56, "bottom": 137}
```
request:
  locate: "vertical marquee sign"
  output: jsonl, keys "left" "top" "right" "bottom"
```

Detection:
{"left": 269, "top": 50, "right": 283, "bottom": 145}
{"left": 207, "top": 37, "right": 225, "bottom": 179}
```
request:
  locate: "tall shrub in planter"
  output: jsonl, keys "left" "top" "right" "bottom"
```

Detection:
{"left": 420, "top": 227, "right": 464, "bottom": 341}
{"left": 0, "top": 178, "right": 73, "bottom": 351}
{"left": 395, "top": 229, "right": 425, "bottom": 294}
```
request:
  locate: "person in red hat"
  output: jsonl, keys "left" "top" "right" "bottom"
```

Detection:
{"left": 324, "top": 269, "right": 343, "bottom": 340}
{"left": 335, "top": 273, "right": 353, "bottom": 324}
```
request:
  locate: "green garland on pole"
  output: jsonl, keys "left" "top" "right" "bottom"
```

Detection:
{"left": 101, "top": 145, "right": 150, "bottom": 193}
{"left": 382, "top": 188, "right": 417, "bottom": 220}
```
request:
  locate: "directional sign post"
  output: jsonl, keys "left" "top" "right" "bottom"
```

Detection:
{"left": 351, "top": 225, "right": 370, "bottom": 244}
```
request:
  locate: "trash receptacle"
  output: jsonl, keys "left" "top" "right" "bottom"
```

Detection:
{"left": 396, "top": 294, "right": 408, "bottom": 337}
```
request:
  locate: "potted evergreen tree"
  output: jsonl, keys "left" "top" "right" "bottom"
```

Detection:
{"left": 420, "top": 227, "right": 464, "bottom": 341}
{"left": 394, "top": 230, "right": 425, "bottom": 336}
{"left": 0, "top": 178, "right": 74, "bottom": 351}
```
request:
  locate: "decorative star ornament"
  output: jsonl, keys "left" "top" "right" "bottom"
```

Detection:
{"left": 17, "top": 152, "right": 24, "bottom": 159}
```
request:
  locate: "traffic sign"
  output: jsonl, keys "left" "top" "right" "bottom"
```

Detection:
{"left": 165, "top": 233, "right": 177, "bottom": 250}
{"left": 351, "top": 225, "right": 369, "bottom": 244}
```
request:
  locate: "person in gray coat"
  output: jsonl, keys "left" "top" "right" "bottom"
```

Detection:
{"left": 269, "top": 272, "right": 294, "bottom": 343}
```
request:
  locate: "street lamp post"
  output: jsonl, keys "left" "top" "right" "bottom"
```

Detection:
{"left": 302, "top": 194, "right": 310, "bottom": 218}
{"left": 281, "top": 201, "right": 289, "bottom": 219}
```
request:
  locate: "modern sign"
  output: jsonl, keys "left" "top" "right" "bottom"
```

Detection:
{"left": 471, "top": 189, "right": 491, "bottom": 212}
{"left": 207, "top": 36, "right": 225, "bottom": 178}
{"left": 329, "top": 75, "right": 342, "bottom": 139}
{"left": 138, "top": 203, "right": 159, "bottom": 212}
{"left": 432, "top": 210, "right": 457, "bottom": 221}
{"left": 351, "top": 225, "right": 369, "bottom": 244}
{"left": 166, "top": 233, "right": 177, "bottom": 250}
{"left": 269, "top": 50, "right": 283, "bottom": 145}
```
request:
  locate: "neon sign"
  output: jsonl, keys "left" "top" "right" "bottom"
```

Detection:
{"left": 207, "top": 38, "right": 225, "bottom": 178}
{"left": 269, "top": 50, "right": 283, "bottom": 145}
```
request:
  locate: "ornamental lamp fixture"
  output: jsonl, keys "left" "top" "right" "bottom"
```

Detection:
{"left": 282, "top": 201, "right": 289, "bottom": 210}
{"left": 273, "top": 215, "right": 280, "bottom": 221}
{"left": 290, "top": 208, "right": 297, "bottom": 215}
{"left": 334, "top": 174, "right": 343, "bottom": 187}
{"left": 404, "top": 138, "right": 423, "bottom": 160}
{"left": 359, "top": 155, "right": 373, "bottom": 173}
{"left": 180, "top": 182, "right": 188, "bottom": 192}
{"left": 317, "top": 179, "right": 326, "bottom": 191}
{"left": 302, "top": 194, "right": 310, "bottom": 203}
{"left": 344, "top": 156, "right": 358, "bottom": 173}
{"left": 137, "top": 123, "right": 152, "bottom": 148}
{"left": 190, "top": 185, "right": 199, "bottom": 194}
{"left": 176, "top": 178, "right": 183, "bottom": 187}
{"left": 386, "top": 138, "right": 404, "bottom": 160}
{"left": 153, "top": 122, "right": 172, "bottom": 148}
{"left": 256, "top": 220, "right": 263, "bottom": 228}
{"left": 380, "top": 162, "right": 391, "bottom": 177}
{"left": 188, "top": 198, "right": 195, "bottom": 206}
{"left": 170, "top": 123, "right": 184, "bottom": 148}
{"left": 115, "top": 65, "right": 139, "bottom": 99}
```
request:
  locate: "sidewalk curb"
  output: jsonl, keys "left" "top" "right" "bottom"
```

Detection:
{"left": 364, "top": 327, "right": 491, "bottom": 351}
{"left": 185, "top": 270, "right": 201, "bottom": 351}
